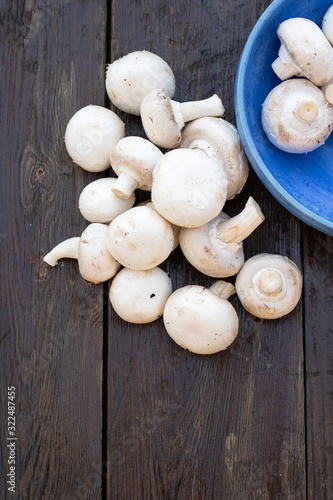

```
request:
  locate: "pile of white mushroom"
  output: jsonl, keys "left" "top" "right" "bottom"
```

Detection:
{"left": 44, "top": 49, "right": 303, "bottom": 355}
{"left": 262, "top": 6, "right": 333, "bottom": 153}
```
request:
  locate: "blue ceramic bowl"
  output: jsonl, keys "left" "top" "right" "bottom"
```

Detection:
{"left": 235, "top": 0, "right": 333, "bottom": 235}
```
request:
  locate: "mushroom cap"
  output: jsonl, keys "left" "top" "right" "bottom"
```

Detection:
{"left": 179, "top": 212, "right": 244, "bottom": 278}
{"left": 110, "top": 136, "right": 163, "bottom": 190}
{"left": 106, "top": 205, "right": 174, "bottom": 270}
{"left": 140, "top": 89, "right": 183, "bottom": 148}
{"left": 105, "top": 51, "right": 176, "bottom": 116}
{"left": 276, "top": 18, "right": 333, "bottom": 85}
{"left": 79, "top": 178, "right": 135, "bottom": 223}
{"left": 151, "top": 149, "right": 228, "bottom": 228}
{"left": 235, "top": 253, "right": 303, "bottom": 319}
{"left": 323, "top": 5, "right": 333, "bottom": 45}
{"left": 163, "top": 285, "right": 239, "bottom": 355}
{"left": 262, "top": 79, "right": 333, "bottom": 153}
{"left": 179, "top": 117, "right": 249, "bottom": 199}
{"left": 109, "top": 267, "right": 172, "bottom": 324}
{"left": 321, "top": 75, "right": 333, "bottom": 95}
{"left": 78, "top": 223, "right": 120, "bottom": 283}
{"left": 136, "top": 199, "right": 181, "bottom": 250}
{"left": 65, "top": 105, "right": 125, "bottom": 172}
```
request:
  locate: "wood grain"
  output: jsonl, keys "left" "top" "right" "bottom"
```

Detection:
{"left": 107, "top": 0, "right": 306, "bottom": 498}
{"left": 303, "top": 228, "right": 333, "bottom": 500}
{"left": 0, "top": 1, "right": 106, "bottom": 498}
{"left": 1, "top": 0, "right": 332, "bottom": 498}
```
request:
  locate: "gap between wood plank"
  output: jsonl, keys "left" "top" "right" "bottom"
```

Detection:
{"left": 300, "top": 223, "right": 309, "bottom": 500}
{"left": 102, "top": 2, "right": 113, "bottom": 499}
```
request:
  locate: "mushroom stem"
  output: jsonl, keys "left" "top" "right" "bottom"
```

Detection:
{"left": 174, "top": 94, "right": 225, "bottom": 123}
{"left": 112, "top": 172, "right": 140, "bottom": 200}
{"left": 258, "top": 269, "right": 283, "bottom": 296}
{"left": 295, "top": 99, "right": 319, "bottom": 123}
{"left": 209, "top": 280, "right": 236, "bottom": 300}
{"left": 271, "top": 44, "right": 299, "bottom": 81}
{"left": 325, "top": 84, "right": 333, "bottom": 105}
{"left": 271, "top": 57, "right": 297, "bottom": 81}
{"left": 216, "top": 197, "right": 264, "bottom": 249}
{"left": 43, "top": 237, "right": 80, "bottom": 266}
{"left": 188, "top": 139, "right": 217, "bottom": 160}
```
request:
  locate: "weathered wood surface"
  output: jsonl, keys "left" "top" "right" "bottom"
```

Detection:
{"left": 0, "top": 1, "right": 106, "bottom": 499}
{"left": 0, "top": 0, "right": 332, "bottom": 499}
{"left": 107, "top": 1, "right": 306, "bottom": 499}
{"left": 304, "top": 229, "right": 333, "bottom": 500}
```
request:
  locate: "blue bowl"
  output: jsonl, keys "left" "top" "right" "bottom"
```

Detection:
{"left": 235, "top": 0, "right": 333, "bottom": 236}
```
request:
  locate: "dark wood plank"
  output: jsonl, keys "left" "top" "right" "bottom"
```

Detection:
{"left": 303, "top": 228, "right": 333, "bottom": 500}
{"left": 107, "top": 0, "right": 306, "bottom": 498}
{"left": 0, "top": 2, "right": 107, "bottom": 498}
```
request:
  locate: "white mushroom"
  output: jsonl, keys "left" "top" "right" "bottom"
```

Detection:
{"left": 262, "top": 79, "right": 333, "bottom": 153}
{"left": 151, "top": 148, "right": 228, "bottom": 228}
{"left": 106, "top": 205, "right": 174, "bottom": 270}
{"left": 109, "top": 267, "right": 172, "bottom": 324}
{"left": 105, "top": 50, "right": 176, "bottom": 116}
{"left": 140, "top": 89, "right": 225, "bottom": 148}
{"left": 137, "top": 199, "right": 181, "bottom": 250}
{"left": 163, "top": 281, "right": 238, "bottom": 355}
{"left": 65, "top": 105, "right": 125, "bottom": 172}
{"left": 323, "top": 5, "right": 333, "bottom": 45}
{"left": 272, "top": 17, "right": 333, "bottom": 85}
{"left": 79, "top": 178, "right": 135, "bottom": 223}
{"left": 44, "top": 224, "right": 120, "bottom": 283}
{"left": 325, "top": 84, "right": 333, "bottom": 105}
{"left": 320, "top": 74, "right": 333, "bottom": 104}
{"left": 110, "top": 136, "right": 163, "bottom": 200}
{"left": 179, "top": 197, "right": 264, "bottom": 277}
{"left": 178, "top": 117, "right": 249, "bottom": 200}
{"left": 235, "top": 253, "right": 303, "bottom": 319}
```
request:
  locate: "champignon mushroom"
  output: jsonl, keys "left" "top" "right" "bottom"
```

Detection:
{"left": 43, "top": 223, "right": 120, "bottom": 283}
{"left": 179, "top": 197, "right": 264, "bottom": 277}
{"left": 105, "top": 50, "right": 176, "bottom": 116}
{"left": 178, "top": 117, "right": 249, "bottom": 200}
{"left": 106, "top": 205, "right": 174, "bottom": 270}
{"left": 65, "top": 105, "right": 125, "bottom": 172}
{"left": 262, "top": 79, "right": 333, "bottom": 153}
{"left": 151, "top": 148, "right": 228, "bottom": 228}
{"left": 137, "top": 199, "right": 181, "bottom": 250}
{"left": 323, "top": 5, "right": 333, "bottom": 45}
{"left": 272, "top": 17, "right": 333, "bottom": 86}
{"left": 110, "top": 136, "right": 163, "bottom": 200}
{"left": 109, "top": 267, "right": 172, "bottom": 324}
{"left": 79, "top": 178, "right": 135, "bottom": 223}
{"left": 235, "top": 253, "right": 302, "bottom": 319}
{"left": 163, "top": 281, "right": 238, "bottom": 355}
{"left": 140, "top": 89, "right": 225, "bottom": 148}
{"left": 325, "top": 84, "right": 333, "bottom": 105}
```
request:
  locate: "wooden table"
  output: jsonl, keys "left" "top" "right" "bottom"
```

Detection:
{"left": 1, "top": 1, "right": 332, "bottom": 498}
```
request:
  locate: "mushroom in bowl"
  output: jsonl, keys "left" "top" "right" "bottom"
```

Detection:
{"left": 272, "top": 17, "right": 333, "bottom": 85}
{"left": 261, "top": 79, "right": 333, "bottom": 153}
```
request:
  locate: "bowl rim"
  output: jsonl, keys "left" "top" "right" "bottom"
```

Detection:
{"left": 234, "top": 0, "right": 333, "bottom": 236}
